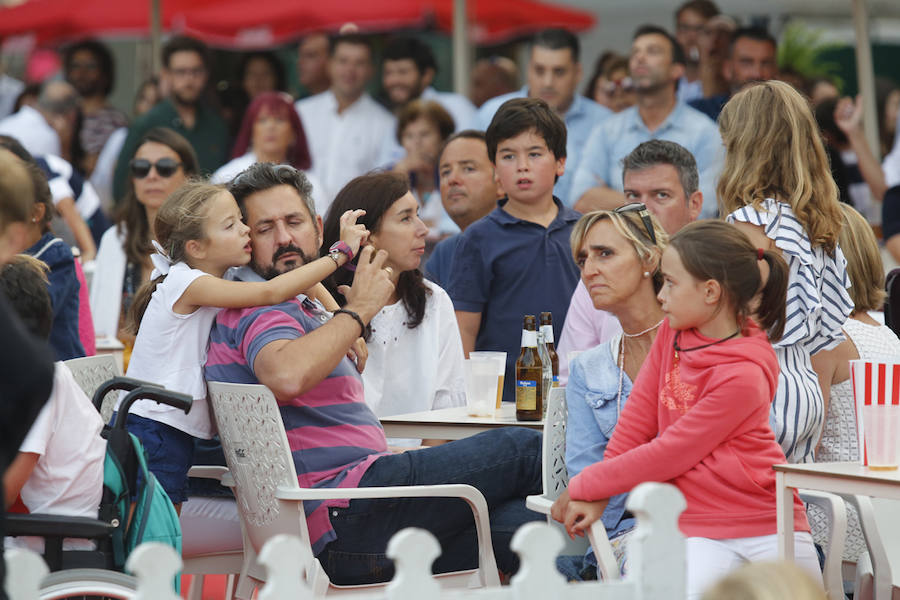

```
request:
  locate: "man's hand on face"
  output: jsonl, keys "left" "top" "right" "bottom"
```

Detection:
{"left": 338, "top": 245, "right": 395, "bottom": 323}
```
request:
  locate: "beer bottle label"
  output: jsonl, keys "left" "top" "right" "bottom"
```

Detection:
{"left": 516, "top": 380, "right": 537, "bottom": 410}
{"left": 552, "top": 375, "right": 560, "bottom": 387}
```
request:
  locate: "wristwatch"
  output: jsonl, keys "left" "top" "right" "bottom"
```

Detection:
{"left": 328, "top": 241, "right": 354, "bottom": 267}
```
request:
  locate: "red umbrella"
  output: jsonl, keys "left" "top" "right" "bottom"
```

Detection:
{"left": 0, "top": 0, "right": 594, "bottom": 48}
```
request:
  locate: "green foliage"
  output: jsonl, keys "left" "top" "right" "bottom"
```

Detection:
{"left": 778, "top": 21, "right": 846, "bottom": 90}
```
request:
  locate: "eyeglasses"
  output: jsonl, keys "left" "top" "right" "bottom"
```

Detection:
{"left": 130, "top": 158, "right": 183, "bottom": 179}
{"left": 600, "top": 77, "right": 633, "bottom": 95}
{"left": 614, "top": 202, "right": 657, "bottom": 245}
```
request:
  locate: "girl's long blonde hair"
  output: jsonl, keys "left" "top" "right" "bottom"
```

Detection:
{"left": 717, "top": 80, "right": 842, "bottom": 253}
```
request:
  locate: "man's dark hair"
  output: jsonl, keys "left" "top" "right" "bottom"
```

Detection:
{"left": 675, "top": 0, "right": 720, "bottom": 21}
{"left": 0, "top": 255, "right": 52, "bottom": 340}
{"left": 622, "top": 140, "right": 699, "bottom": 198}
{"left": 64, "top": 39, "right": 116, "bottom": 96}
{"left": 329, "top": 33, "right": 373, "bottom": 58}
{"left": 486, "top": 98, "right": 566, "bottom": 164}
{"left": 532, "top": 28, "right": 580, "bottom": 63}
{"left": 383, "top": 37, "right": 437, "bottom": 75}
{"left": 438, "top": 129, "right": 487, "bottom": 164}
{"left": 162, "top": 35, "right": 210, "bottom": 70}
{"left": 728, "top": 26, "right": 777, "bottom": 56}
{"left": 633, "top": 24, "right": 686, "bottom": 66}
{"left": 228, "top": 162, "right": 316, "bottom": 221}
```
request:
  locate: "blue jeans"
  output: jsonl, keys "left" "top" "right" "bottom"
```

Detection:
{"left": 320, "top": 427, "right": 543, "bottom": 585}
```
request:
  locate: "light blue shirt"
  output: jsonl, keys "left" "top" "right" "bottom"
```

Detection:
{"left": 568, "top": 102, "right": 724, "bottom": 218}
{"left": 565, "top": 334, "right": 634, "bottom": 540}
{"left": 475, "top": 87, "right": 612, "bottom": 205}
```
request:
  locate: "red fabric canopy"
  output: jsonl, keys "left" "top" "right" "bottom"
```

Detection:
{"left": 0, "top": 0, "right": 594, "bottom": 47}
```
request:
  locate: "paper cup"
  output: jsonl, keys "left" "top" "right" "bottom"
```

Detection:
{"left": 850, "top": 358, "right": 900, "bottom": 469}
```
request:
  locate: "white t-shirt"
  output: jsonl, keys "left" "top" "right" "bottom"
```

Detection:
{"left": 295, "top": 90, "right": 396, "bottom": 201}
{"left": 0, "top": 105, "right": 60, "bottom": 157}
{"left": 362, "top": 280, "right": 465, "bottom": 445}
{"left": 123, "top": 261, "right": 219, "bottom": 438}
{"left": 8, "top": 362, "right": 106, "bottom": 551}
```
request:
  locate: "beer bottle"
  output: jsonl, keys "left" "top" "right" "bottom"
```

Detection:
{"left": 516, "top": 315, "right": 543, "bottom": 421}
{"left": 540, "top": 312, "right": 560, "bottom": 387}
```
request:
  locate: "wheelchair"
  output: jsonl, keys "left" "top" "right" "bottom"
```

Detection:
{"left": 5, "top": 376, "right": 192, "bottom": 599}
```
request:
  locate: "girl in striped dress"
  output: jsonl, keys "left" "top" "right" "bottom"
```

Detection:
{"left": 717, "top": 80, "right": 853, "bottom": 463}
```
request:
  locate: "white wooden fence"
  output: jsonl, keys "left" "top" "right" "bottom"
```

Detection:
{"left": 4, "top": 482, "right": 686, "bottom": 600}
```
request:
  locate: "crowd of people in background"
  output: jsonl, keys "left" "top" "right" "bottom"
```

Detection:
{"left": 2, "top": 0, "right": 900, "bottom": 598}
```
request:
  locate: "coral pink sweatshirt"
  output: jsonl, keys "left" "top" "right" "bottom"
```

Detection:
{"left": 569, "top": 320, "right": 809, "bottom": 538}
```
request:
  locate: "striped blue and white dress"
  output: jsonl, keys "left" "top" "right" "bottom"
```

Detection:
{"left": 728, "top": 199, "right": 853, "bottom": 463}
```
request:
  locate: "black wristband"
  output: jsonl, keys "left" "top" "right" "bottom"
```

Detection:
{"left": 333, "top": 308, "right": 366, "bottom": 338}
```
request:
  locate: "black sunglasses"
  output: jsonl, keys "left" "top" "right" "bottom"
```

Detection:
{"left": 614, "top": 202, "right": 657, "bottom": 245}
{"left": 130, "top": 158, "right": 183, "bottom": 179}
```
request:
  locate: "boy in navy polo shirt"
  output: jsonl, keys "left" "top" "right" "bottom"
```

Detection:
{"left": 447, "top": 97, "right": 581, "bottom": 403}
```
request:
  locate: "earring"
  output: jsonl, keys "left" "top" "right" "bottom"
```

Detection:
{"left": 31, "top": 217, "right": 37, "bottom": 223}
{"left": 643, "top": 271, "right": 650, "bottom": 277}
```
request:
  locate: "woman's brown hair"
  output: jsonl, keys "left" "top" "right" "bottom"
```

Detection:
{"left": 718, "top": 80, "right": 842, "bottom": 253}
{"left": 396, "top": 99, "right": 455, "bottom": 144}
{"left": 114, "top": 127, "right": 199, "bottom": 268}
{"left": 126, "top": 181, "right": 224, "bottom": 333}
{"left": 321, "top": 172, "right": 431, "bottom": 333}
{"left": 669, "top": 221, "right": 789, "bottom": 341}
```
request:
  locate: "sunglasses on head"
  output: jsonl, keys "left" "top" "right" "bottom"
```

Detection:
{"left": 130, "top": 158, "right": 183, "bottom": 179}
{"left": 614, "top": 202, "right": 657, "bottom": 245}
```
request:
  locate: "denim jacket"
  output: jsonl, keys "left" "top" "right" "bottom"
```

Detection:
{"left": 565, "top": 333, "right": 634, "bottom": 540}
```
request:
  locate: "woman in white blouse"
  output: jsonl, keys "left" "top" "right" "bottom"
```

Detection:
{"left": 322, "top": 172, "right": 466, "bottom": 445}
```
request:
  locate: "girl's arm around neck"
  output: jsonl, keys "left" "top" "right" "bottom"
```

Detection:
{"left": 174, "top": 255, "right": 344, "bottom": 313}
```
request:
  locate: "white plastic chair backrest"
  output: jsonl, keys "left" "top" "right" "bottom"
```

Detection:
{"left": 542, "top": 386, "right": 569, "bottom": 500}
{"left": 854, "top": 496, "right": 900, "bottom": 598}
{"left": 64, "top": 354, "right": 121, "bottom": 422}
{"left": 206, "top": 382, "right": 310, "bottom": 557}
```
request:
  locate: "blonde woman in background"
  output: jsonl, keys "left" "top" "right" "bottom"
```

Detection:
{"left": 719, "top": 80, "right": 854, "bottom": 464}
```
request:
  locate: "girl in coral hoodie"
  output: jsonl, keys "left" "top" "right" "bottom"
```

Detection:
{"left": 551, "top": 220, "right": 821, "bottom": 598}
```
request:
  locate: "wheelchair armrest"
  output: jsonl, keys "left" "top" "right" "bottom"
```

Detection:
{"left": 91, "top": 376, "right": 164, "bottom": 412}
{"left": 5, "top": 513, "right": 118, "bottom": 540}
{"left": 114, "top": 386, "right": 193, "bottom": 429}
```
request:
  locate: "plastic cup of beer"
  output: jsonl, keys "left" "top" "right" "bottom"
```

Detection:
{"left": 470, "top": 351, "right": 506, "bottom": 408}
{"left": 464, "top": 357, "right": 499, "bottom": 417}
{"left": 850, "top": 358, "right": 900, "bottom": 470}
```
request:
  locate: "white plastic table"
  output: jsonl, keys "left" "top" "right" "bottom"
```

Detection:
{"left": 775, "top": 461, "right": 900, "bottom": 563}
{"left": 379, "top": 404, "right": 544, "bottom": 440}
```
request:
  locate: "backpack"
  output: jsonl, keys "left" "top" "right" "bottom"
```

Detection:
{"left": 100, "top": 429, "right": 181, "bottom": 571}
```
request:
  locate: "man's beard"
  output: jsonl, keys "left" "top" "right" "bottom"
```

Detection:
{"left": 251, "top": 244, "right": 317, "bottom": 280}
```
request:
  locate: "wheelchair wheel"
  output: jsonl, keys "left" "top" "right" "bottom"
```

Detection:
{"left": 39, "top": 568, "right": 138, "bottom": 599}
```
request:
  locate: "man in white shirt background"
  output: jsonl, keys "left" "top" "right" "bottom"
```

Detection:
{"left": 0, "top": 81, "right": 79, "bottom": 160}
{"left": 296, "top": 32, "right": 331, "bottom": 98}
{"left": 295, "top": 34, "right": 395, "bottom": 206}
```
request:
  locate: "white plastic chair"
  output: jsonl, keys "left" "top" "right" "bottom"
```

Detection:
{"left": 840, "top": 495, "right": 900, "bottom": 600}
{"left": 206, "top": 381, "right": 501, "bottom": 598}
{"left": 64, "top": 354, "right": 121, "bottom": 423}
{"left": 524, "top": 386, "right": 620, "bottom": 580}
{"left": 798, "top": 489, "right": 848, "bottom": 599}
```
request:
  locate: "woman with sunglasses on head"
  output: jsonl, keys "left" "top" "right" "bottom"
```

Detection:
{"left": 556, "top": 205, "right": 668, "bottom": 580}
{"left": 211, "top": 92, "right": 327, "bottom": 214}
{"left": 91, "top": 127, "right": 197, "bottom": 362}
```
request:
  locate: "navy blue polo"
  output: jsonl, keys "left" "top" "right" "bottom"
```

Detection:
{"left": 447, "top": 197, "right": 581, "bottom": 402}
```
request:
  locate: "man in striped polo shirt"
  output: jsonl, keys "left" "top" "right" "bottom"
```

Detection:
{"left": 205, "top": 163, "right": 542, "bottom": 585}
